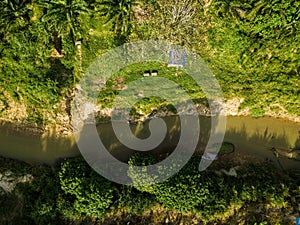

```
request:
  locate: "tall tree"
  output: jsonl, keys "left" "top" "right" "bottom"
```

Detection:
{"left": 98, "top": 0, "right": 138, "bottom": 36}
{"left": 0, "top": 0, "right": 32, "bottom": 38}
{"left": 38, "top": 0, "right": 90, "bottom": 53}
{"left": 129, "top": 0, "right": 200, "bottom": 49}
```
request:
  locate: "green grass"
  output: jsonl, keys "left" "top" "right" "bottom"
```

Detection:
{"left": 95, "top": 58, "right": 300, "bottom": 120}
{"left": 97, "top": 62, "right": 207, "bottom": 118}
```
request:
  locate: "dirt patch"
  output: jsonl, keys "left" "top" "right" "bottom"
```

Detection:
{"left": 0, "top": 89, "right": 28, "bottom": 122}
{"left": 265, "top": 103, "right": 300, "bottom": 123}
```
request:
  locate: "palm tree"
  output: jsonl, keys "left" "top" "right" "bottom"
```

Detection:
{"left": 38, "top": 0, "right": 90, "bottom": 53}
{"left": 213, "top": 0, "right": 251, "bottom": 21}
{"left": 0, "top": 0, "right": 32, "bottom": 37}
{"left": 97, "top": 0, "right": 138, "bottom": 36}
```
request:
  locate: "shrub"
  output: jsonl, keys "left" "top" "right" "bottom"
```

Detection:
{"left": 114, "top": 186, "right": 157, "bottom": 214}
{"left": 12, "top": 166, "right": 64, "bottom": 224}
{"left": 152, "top": 166, "right": 210, "bottom": 212}
{"left": 128, "top": 154, "right": 218, "bottom": 212}
{"left": 128, "top": 153, "right": 292, "bottom": 218}
{"left": 128, "top": 153, "right": 157, "bottom": 192}
{"left": 59, "top": 157, "right": 115, "bottom": 218}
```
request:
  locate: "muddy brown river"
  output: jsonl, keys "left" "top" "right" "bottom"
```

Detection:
{"left": 0, "top": 116, "right": 299, "bottom": 170}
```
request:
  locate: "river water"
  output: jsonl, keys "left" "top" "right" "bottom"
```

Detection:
{"left": 0, "top": 116, "right": 299, "bottom": 169}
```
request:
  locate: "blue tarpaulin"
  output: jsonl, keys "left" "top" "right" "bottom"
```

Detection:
{"left": 168, "top": 50, "right": 187, "bottom": 68}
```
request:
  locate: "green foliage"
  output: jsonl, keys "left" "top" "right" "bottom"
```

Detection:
{"left": 97, "top": 62, "right": 206, "bottom": 119}
{"left": 129, "top": 0, "right": 300, "bottom": 117}
{"left": 0, "top": 158, "right": 65, "bottom": 224}
{"left": 38, "top": 0, "right": 91, "bottom": 42}
{"left": 0, "top": 155, "right": 298, "bottom": 224}
{"left": 128, "top": 152, "right": 156, "bottom": 167}
{"left": 20, "top": 168, "right": 63, "bottom": 224}
{"left": 207, "top": 0, "right": 300, "bottom": 115}
{"left": 81, "top": 15, "right": 118, "bottom": 70}
{"left": 129, "top": 155, "right": 213, "bottom": 212}
{"left": 129, "top": 0, "right": 202, "bottom": 49}
{"left": 114, "top": 186, "right": 157, "bottom": 214}
{"left": 238, "top": 164, "right": 290, "bottom": 204}
{"left": 0, "top": 23, "right": 60, "bottom": 124}
{"left": 128, "top": 153, "right": 157, "bottom": 191}
{"left": 152, "top": 160, "right": 210, "bottom": 212}
{"left": 59, "top": 157, "right": 115, "bottom": 217}
{"left": 250, "top": 107, "right": 265, "bottom": 117}
{"left": 128, "top": 153, "right": 292, "bottom": 219}
{"left": 0, "top": 0, "right": 118, "bottom": 125}
{"left": 1, "top": 0, "right": 299, "bottom": 126}
{"left": 0, "top": 0, "right": 33, "bottom": 37}
{"left": 97, "top": 0, "right": 138, "bottom": 37}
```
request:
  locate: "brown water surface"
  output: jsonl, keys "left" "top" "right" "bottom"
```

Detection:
{"left": 0, "top": 116, "right": 299, "bottom": 169}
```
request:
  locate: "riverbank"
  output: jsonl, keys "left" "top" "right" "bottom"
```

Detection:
{"left": 1, "top": 95, "right": 299, "bottom": 139}
{"left": 0, "top": 153, "right": 299, "bottom": 225}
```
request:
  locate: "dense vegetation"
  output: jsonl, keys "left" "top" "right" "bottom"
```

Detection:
{"left": 0, "top": 155, "right": 300, "bottom": 224}
{"left": 0, "top": 0, "right": 299, "bottom": 126}
{"left": 0, "top": 0, "right": 299, "bottom": 224}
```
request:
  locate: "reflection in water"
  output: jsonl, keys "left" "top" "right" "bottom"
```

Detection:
{"left": 0, "top": 116, "right": 299, "bottom": 170}
{"left": 223, "top": 116, "right": 300, "bottom": 170}
{"left": 0, "top": 126, "right": 79, "bottom": 165}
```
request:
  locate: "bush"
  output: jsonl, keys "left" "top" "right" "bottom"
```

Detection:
{"left": 114, "top": 186, "right": 157, "bottom": 214}
{"left": 12, "top": 166, "right": 64, "bottom": 224}
{"left": 127, "top": 153, "right": 157, "bottom": 192}
{"left": 128, "top": 154, "right": 219, "bottom": 212}
{"left": 59, "top": 157, "right": 115, "bottom": 218}
{"left": 152, "top": 167, "right": 209, "bottom": 212}
{"left": 0, "top": 155, "right": 297, "bottom": 224}
{"left": 128, "top": 153, "right": 293, "bottom": 218}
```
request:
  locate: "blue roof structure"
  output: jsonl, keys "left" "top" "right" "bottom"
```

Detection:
{"left": 168, "top": 50, "right": 187, "bottom": 68}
